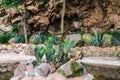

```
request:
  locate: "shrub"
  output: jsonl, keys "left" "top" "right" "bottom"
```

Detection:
{"left": 0, "top": 32, "right": 14, "bottom": 44}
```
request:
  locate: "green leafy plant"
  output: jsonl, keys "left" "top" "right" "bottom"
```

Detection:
{"left": 34, "top": 34, "right": 75, "bottom": 64}
{"left": 34, "top": 46, "right": 44, "bottom": 63}
{"left": 1, "top": 0, "right": 23, "bottom": 8}
{"left": 91, "top": 27, "right": 104, "bottom": 47}
{"left": 12, "top": 24, "right": 18, "bottom": 32}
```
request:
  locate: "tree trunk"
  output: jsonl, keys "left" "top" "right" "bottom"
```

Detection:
{"left": 23, "top": 0, "right": 28, "bottom": 43}
{"left": 60, "top": 0, "right": 66, "bottom": 37}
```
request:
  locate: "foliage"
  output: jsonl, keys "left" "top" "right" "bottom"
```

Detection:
{"left": 12, "top": 24, "right": 18, "bottom": 32}
{"left": 91, "top": 27, "right": 104, "bottom": 47}
{"left": 34, "top": 46, "right": 44, "bottom": 63}
{"left": 14, "top": 34, "right": 25, "bottom": 43}
{"left": 34, "top": 34, "right": 75, "bottom": 64}
{"left": 33, "top": 33, "right": 58, "bottom": 45}
{"left": 0, "top": 32, "right": 14, "bottom": 44}
{"left": 1, "top": 0, "right": 23, "bottom": 8}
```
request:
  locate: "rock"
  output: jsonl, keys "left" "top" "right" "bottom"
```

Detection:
{"left": 65, "top": 34, "right": 82, "bottom": 45}
{"left": 26, "top": 64, "right": 34, "bottom": 73}
{"left": 20, "top": 76, "right": 32, "bottom": 80}
{"left": 68, "top": 47, "right": 82, "bottom": 59}
{"left": 57, "top": 59, "right": 83, "bottom": 77}
{"left": 67, "top": 73, "right": 94, "bottom": 80}
{"left": 29, "top": 34, "right": 37, "bottom": 43}
{"left": 0, "top": 8, "right": 6, "bottom": 17}
{"left": 82, "top": 34, "right": 95, "bottom": 46}
{"left": 0, "top": 46, "right": 2, "bottom": 50}
{"left": 47, "top": 72, "right": 66, "bottom": 80}
{"left": 7, "top": 45, "right": 13, "bottom": 50}
{"left": 11, "top": 16, "right": 22, "bottom": 24}
{"left": 2, "top": 44, "right": 7, "bottom": 50}
{"left": 24, "top": 44, "right": 35, "bottom": 55}
{"left": 1, "top": 68, "right": 7, "bottom": 72}
{"left": 103, "top": 34, "right": 113, "bottom": 46}
{"left": 10, "top": 76, "right": 21, "bottom": 80}
{"left": 21, "top": 76, "right": 46, "bottom": 80}
{"left": 25, "top": 61, "right": 36, "bottom": 77}
{"left": 7, "top": 65, "right": 13, "bottom": 71}
{"left": 41, "top": 54, "right": 47, "bottom": 63}
{"left": 1, "top": 50, "right": 7, "bottom": 54}
{"left": 0, "top": 24, "right": 12, "bottom": 32}
{"left": 34, "top": 76, "right": 46, "bottom": 80}
{"left": 72, "top": 21, "right": 79, "bottom": 29}
{"left": 34, "top": 63, "right": 50, "bottom": 77}
{"left": 13, "top": 48, "right": 21, "bottom": 54}
{"left": 27, "top": 5, "right": 38, "bottom": 12}
{"left": 14, "top": 62, "right": 26, "bottom": 78}
{"left": 18, "top": 22, "right": 31, "bottom": 36}
{"left": 8, "top": 38, "right": 16, "bottom": 44}
{"left": 13, "top": 59, "right": 36, "bottom": 79}
{"left": 35, "top": 16, "right": 49, "bottom": 28}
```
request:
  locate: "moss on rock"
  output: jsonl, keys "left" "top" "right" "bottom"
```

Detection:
{"left": 82, "top": 34, "right": 95, "bottom": 46}
{"left": 71, "top": 60, "right": 83, "bottom": 76}
{"left": 57, "top": 69, "right": 66, "bottom": 77}
{"left": 103, "top": 34, "right": 113, "bottom": 46}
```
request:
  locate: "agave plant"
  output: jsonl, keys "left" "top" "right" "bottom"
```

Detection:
{"left": 14, "top": 34, "right": 25, "bottom": 43}
{"left": 91, "top": 27, "right": 104, "bottom": 47}
{"left": 34, "top": 33, "right": 41, "bottom": 45}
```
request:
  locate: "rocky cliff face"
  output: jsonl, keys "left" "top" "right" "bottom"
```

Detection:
{"left": 0, "top": 0, "right": 120, "bottom": 34}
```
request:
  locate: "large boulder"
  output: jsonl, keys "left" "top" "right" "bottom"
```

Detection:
{"left": 65, "top": 34, "right": 82, "bottom": 45}
{"left": 57, "top": 59, "right": 83, "bottom": 77}
{"left": 103, "top": 34, "right": 113, "bottom": 46}
{"left": 34, "top": 63, "right": 50, "bottom": 77}
{"left": 82, "top": 34, "right": 95, "bottom": 46}
{"left": 29, "top": 34, "right": 37, "bottom": 44}
{"left": 0, "top": 24, "right": 12, "bottom": 32}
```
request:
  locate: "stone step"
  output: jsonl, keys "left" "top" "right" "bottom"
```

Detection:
{"left": 78, "top": 57, "right": 120, "bottom": 68}
{"left": 0, "top": 54, "right": 36, "bottom": 64}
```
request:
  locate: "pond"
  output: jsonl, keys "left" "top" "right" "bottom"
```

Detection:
{"left": 86, "top": 65, "right": 120, "bottom": 80}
